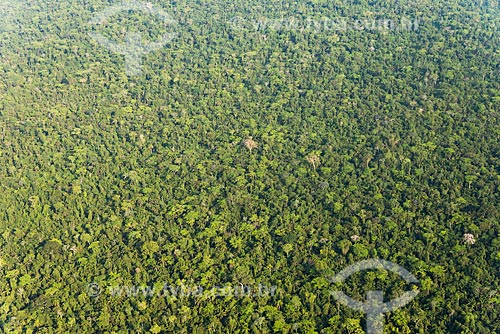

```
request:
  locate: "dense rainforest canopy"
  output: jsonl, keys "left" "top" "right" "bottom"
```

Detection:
{"left": 0, "top": 0, "right": 499, "bottom": 333}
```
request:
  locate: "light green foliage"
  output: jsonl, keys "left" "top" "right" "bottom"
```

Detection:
{"left": 0, "top": 0, "right": 499, "bottom": 333}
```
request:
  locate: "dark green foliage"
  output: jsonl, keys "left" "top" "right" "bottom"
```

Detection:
{"left": 0, "top": 0, "right": 499, "bottom": 333}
